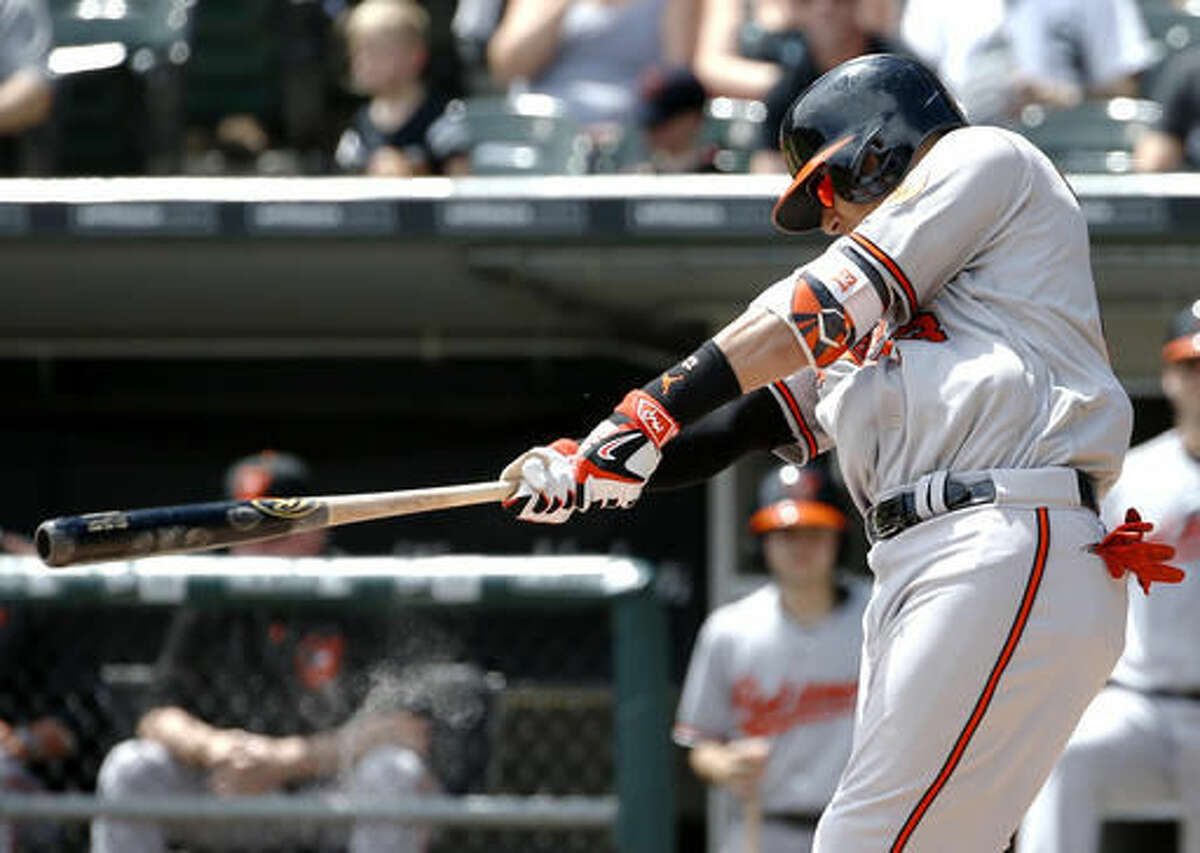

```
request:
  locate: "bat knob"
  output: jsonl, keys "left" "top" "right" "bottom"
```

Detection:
{"left": 35, "top": 520, "right": 74, "bottom": 568}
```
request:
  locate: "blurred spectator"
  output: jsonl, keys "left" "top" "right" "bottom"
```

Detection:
{"left": 726, "top": 0, "right": 900, "bottom": 173}
{"left": 899, "top": 0, "right": 1154, "bottom": 125}
{"left": 91, "top": 450, "right": 467, "bottom": 853}
{"left": 0, "top": 0, "right": 54, "bottom": 174}
{"left": 335, "top": 0, "right": 466, "bottom": 176}
{"left": 674, "top": 461, "right": 866, "bottom": 853}
{"left": 693, "top": 0, "right": 892, "bottom": 103}
{"left": 1, "top": 606, "right": 124, "bottom": 852}
{"left": 1136, "top": 46, "right": 1200, "bottom": 171}
{"left": 633, "top": 66, "right": 721, "bottom": 173}
{"left": 487, "top": 0, "right": 693, "bottom": 127}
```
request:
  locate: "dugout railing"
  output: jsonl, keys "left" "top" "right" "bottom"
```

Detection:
{"left": 0, "top": 554, "right": 673, "bottom": 853}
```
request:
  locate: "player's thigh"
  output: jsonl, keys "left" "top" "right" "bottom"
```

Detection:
{"left": 816, "top": 507, "right": 1125, "bottom": 852}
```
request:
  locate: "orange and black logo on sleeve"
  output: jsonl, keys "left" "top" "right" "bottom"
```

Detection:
{"left": 791, "top": 273, "right": 856, "bottom": 367}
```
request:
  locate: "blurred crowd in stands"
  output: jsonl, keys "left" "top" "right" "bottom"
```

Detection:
{"left": 4, "top": 0, "right": 1200, "bottom": 179}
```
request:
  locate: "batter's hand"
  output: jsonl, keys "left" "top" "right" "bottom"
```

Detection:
{"left": 574, "top": 390, "right": 673, "bottom": 510}
{"left": 501, "top": 439, "right": 581, "bottom": 524}
{"left": 721, "top": 737, "right": 771, "bottom": 800}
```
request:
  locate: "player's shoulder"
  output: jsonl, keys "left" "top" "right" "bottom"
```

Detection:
{"left": 926, "top": 125, "right": 1031, "bottom": 169}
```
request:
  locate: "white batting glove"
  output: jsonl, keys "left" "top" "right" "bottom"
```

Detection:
{"left": 500, "top": 439, "right": 580, "bottom": 524}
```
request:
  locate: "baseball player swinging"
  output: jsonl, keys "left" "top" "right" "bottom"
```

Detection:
{"left": 500, "top": 54, "right": 1183, "bottom": 850}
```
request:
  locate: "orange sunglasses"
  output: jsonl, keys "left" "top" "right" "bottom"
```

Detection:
{"left": 810, "top": 169, "right": 835, "bottom": 209}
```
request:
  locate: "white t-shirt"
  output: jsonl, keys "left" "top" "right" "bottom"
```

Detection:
{"left": 899, "top": 0, "right": 1153, "bottom": 121}
{"left": 756, "top": 126, "right": 1132, "bottom": 514}
{"left": 674, "top": 579, "right": 868, "bottom": 813}
{"left": 1105, "top": 429, "right": 1200, "bottom": 691}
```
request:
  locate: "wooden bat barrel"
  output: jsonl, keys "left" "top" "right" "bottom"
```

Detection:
{"left": 36, "top": 498, "right": 329, "bottom": 567}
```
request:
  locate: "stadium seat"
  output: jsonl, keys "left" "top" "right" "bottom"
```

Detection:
{"left": 432, "top": 94, "right": 592, "bottom": 175}
{"left": 48, "top": 0, "right": 191, "bottom": 55}
{"left": 1140, "top": 3, "right": 1200, "bottom": 92}
{"left": 589, "top": 96, "right": 767, "bottom": 174}
{"left": 1016, "top": 98, "right": 1162, "bottom": 173}
{"left": 45, "top": 0, "right": 192, "bottom": 174}
{"left": 703, "top": 96, "right": 767, "bottom": 172}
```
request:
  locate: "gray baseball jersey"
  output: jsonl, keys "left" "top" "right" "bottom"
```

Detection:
{"left": 0, "top": 0, "right": 52, "bottom": 80}
{"left": 755, "top": 125, "right": 1132, "bottom": 515}
{"left": 1105, "top": 429, "right": 1200, "bottom": 691}
{"left": 674, "top": 579, "right": 868, "bottom": 813}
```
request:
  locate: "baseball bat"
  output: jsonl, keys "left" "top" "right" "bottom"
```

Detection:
{"left": 35, "top": 480, "right": 516, "bottom": 568}
{"left": 743, "top": 793, "right": 762, "bottom": 853}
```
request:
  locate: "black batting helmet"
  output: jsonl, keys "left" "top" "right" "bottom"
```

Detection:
{"left": 772, "top": 54, "right": 966, "bottom": 234}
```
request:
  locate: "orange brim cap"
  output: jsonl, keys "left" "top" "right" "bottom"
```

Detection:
{"left": 749, "top": 500, "right": 846, "bottom": 534}
{"left": 1163, "top": 333, "right": 1200, "bottom": 363}
{"left": 771, "top": 135, "right": 856, "bottom": 234}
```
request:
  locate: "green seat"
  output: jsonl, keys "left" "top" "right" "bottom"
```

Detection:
{"left": 590, "top": 96, "right": 766, "bottom": 174}
{"left": 1143, "top": 6, "right": 1200, "bottom": 51}
{"left": 1016, "top": 98, "right": 1161, "bottom": 173}
{"left": 438, "top": 95, "right": 592, "bottom": 175}
{"left": 183, "top": 0, "right": 287, "bottom": 130}
{"left": 49, "top": 0, "right": 191, "bottom": 53}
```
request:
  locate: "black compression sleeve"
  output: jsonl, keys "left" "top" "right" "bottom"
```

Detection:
{"left": 649, "top": 387, "right": 796, "bottom": 491}
{"left": 641, "top": 340, "right": 743, "bottom": 428}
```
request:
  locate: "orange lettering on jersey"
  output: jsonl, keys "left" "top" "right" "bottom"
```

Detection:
{"left": 892, "top": 311, "right": 947, "bottom": 344}
{"left": 731, "top": 676, "right": 858, "bottom": 736}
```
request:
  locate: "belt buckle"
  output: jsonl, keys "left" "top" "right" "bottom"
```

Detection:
{"left": 868, "top": 499, "right": 907, "bottom": 541}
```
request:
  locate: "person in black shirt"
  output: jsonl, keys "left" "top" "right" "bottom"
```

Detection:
{"left": 1136, "top": 45, "right": 1200, "bottom": 172}
{"left": 334, "top": 0, "right": 463, "bottom": 176}
{"left": 748, "top": 0, "right": 900, "bottom": 172}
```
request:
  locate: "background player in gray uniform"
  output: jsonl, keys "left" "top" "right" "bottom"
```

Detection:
{"left": 501, "top": 54, "right": 1180, "bottom": 850}
{"left": 675, "top": 461, "right": 867, "bottom": 853}
{"left": 1020, "top": 301, "right": 1200, "bottom": 853}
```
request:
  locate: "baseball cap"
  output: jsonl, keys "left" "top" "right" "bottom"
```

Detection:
{"left": 1163, "top": 299, "right": 1200, "bottom": 363}
{"left": 637, "top": 66, "right": 707, "bottom": 129}
{"left": 749, "top": 462, "right": 846, "bottom": 535}
{"left": 225, "top": 450, "right": 312, "bottom": 499}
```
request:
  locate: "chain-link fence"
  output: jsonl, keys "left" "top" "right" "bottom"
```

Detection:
{"left": 0, "top": 555, "right": 672, "bottom": 853}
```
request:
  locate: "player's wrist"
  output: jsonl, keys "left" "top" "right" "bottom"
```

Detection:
{"left": 630, "top": 340, "right": 743, "bottom": 441}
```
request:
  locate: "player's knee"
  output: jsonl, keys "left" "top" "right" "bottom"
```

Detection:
{"left": 350, "top": 746, "right": 430, "bottom": 796}
{"left": 97, "top": 739, "right": 172, "bottom": 797}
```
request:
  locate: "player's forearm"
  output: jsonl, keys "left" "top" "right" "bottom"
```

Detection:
{"left": 713, "top": 307, "right": 813, "bottom": 392}
{"left": 289, "top": 712, "right": 428, "bottom": 781}
{"left": 0, "top": 72, "right": 52, "bottom": 135}
{"left": 137, "top": 706, "right": 223, "bottom": 767}
{"left": 487, "top": 0, "right": 573, "bottom": 83}
{"left": 694, "top": 53, "right": 781, "bottom": 100}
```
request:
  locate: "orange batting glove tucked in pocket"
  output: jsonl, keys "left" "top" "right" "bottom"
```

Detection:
{"left": 1090, "top": 508, "right": 1185, "bottom": 595}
